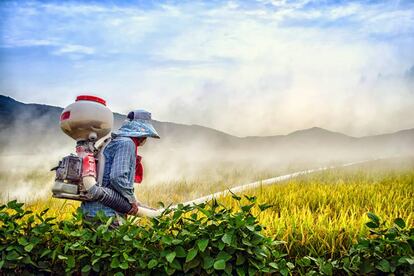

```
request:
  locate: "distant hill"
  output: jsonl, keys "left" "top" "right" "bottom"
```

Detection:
{"left": 1, "top": 94, "right": 413, "bottom": 175}
{"left": 0, "top": 95, "right": 239, "bottom": 153}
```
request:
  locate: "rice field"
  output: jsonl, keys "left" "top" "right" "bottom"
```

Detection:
{"left": 221, "top": 166, "right": 414, "bottom": 258}
{"left": 1, "top": 157, "right": 413, "bottom": 259}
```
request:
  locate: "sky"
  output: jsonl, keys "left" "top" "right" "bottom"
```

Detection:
{"left": 1, "top": 0, "right": 414, "bottom": 137}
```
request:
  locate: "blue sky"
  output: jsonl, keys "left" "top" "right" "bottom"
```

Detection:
{"left": 1, "top": 0, "right": 414, "bottom": 136}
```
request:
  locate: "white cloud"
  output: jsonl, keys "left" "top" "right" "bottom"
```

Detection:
{"left": 1, "top": 38, "right": 58, "bottom": 48}
{"left": 1, "top": 0, "right": 414, "bottom": 136}
{"left": 53, "top": 44, "right": 95, "bottom": 55}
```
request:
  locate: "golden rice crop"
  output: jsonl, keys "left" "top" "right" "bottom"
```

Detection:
{"left": 220, "top": 167, "right": 414, "bottom": 258}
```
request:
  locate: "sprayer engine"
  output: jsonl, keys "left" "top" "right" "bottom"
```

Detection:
{"left": 51, "top": 95, "right": 114, "bottom": 201}
{"left": 52, "top": 154, "right": 83, "bottom": 199}
{"left": 55, "top": 155, "right": 82, "bottom": 182}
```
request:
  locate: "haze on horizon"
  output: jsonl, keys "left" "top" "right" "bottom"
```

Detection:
{"left": 1, "top": 0, "right": 414, "bottom": 137}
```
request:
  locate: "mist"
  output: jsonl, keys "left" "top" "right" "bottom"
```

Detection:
{"left": 1, "top": 101, "right": 413, "bottom": 204}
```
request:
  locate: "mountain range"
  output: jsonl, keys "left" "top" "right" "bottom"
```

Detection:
{"left": 1, "top": 94, "right": 413, "bottom": 176}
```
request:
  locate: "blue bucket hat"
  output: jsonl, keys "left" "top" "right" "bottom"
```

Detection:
{"left": 113, "top": 110, "right": 160, "bottom": 138}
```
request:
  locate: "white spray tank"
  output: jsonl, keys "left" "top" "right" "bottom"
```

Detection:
{"left": 60, "top": 95, "right": 113, "bottom": 141}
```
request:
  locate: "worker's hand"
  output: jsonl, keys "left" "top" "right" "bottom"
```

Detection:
{"left": 128, "top": 202, "right": 139, "bottom": 215}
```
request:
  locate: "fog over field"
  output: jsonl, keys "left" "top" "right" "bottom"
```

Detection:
{"left": 1, "top": 95, "right": 413, "bottom": 202}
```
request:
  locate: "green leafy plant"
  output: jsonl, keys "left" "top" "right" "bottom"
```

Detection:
{"left": 0, "top": 199, "right": 413, "bottom": 275}
{"left": 0, "top": 196, "right": 288, "bottom": 275}
{"left": 341, "top": 213, "right": 414, "bottom": 275}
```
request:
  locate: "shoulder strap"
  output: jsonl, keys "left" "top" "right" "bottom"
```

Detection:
{"left": 96, "top": 137, "right": 112, "bottom": 186}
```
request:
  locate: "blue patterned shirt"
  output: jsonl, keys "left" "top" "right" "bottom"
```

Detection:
{"left": 81, "top": 136, "right": 137, "bottom": 217}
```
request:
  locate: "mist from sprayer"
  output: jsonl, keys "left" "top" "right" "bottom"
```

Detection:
{"left": 0, "top": 95, "right": 413, "bottom": 204}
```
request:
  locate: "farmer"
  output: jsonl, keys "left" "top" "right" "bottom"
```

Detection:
{"left": 80, "top": 110, "right": 160, "bottom": 225}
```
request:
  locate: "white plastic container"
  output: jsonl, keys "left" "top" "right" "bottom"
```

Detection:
{"left": 60, "top": 95, "right": 114, "bottom": 141}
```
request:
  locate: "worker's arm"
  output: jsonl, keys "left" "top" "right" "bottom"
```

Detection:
{"left": 109, "top": 139, "right": 137, "bottom": 204}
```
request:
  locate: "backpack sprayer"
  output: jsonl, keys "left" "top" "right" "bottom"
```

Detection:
{"left": 51, "top": 95, "right": 161, "bottom": 217}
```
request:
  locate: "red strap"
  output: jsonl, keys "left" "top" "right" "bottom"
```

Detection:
{"left": 131, "top": 138, "right": 144, "bottom": 184}
{"left": 135, "top": 155, "right": 144, "bottom": 183}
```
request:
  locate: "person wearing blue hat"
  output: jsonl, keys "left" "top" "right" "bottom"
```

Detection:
{"left": 114, "top": 109, "right": 160, "bottom": 139}
{"left": 81, "top": 110, "right": 160, "bottom": 225}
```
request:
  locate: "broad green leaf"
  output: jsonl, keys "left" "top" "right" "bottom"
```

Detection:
{"left": 24, "top": 244, "right": 34, "bottom": 252}
{"left": 110, "top": 257, "right": 120, "bottom": 268}
{"left": 217, "top": 251, "right": 232, "bottom": 262}
{"left": 280, "top": 268, "right": 289, "bottom": 276}
{"left": 367, "top": 212, "right": 380, "bottom": 223}
{"left": 6, "top": 251, "right": 20, "bottom": 261}
{"left": 67, "top": 256, "right": 75, "bottom": 268}
{"left": 175, "top": 246, "right": 186, "bottom": 258}
{"left": 119, "top": 262, "right": 129, "bottom": 270}
{"left": 162, "top": 236, "right": 173, "bottom": 245}
{"left": 173, "top": 210, "right": 183, "bottom": 220}
{"left": 57, "top": 255, "right": 68, "bottom": 260}
{"left": 170, "top": 259, "right": 182, "bottom": 270}
{"left": 269, "top": 262, "right": 278, "bottom": 269}
{"left": 236, "top": 254, "right": 245, "bottom": 265}
{"left": 197, "top": 239, "right": 209, "bottom": 252}
{"left": 184, "top": 259, "right": 200, "bottom": 272}
{"left": 214, "top": 259, "right": 226, "bottom": 270}
{"left": 222, "top": 233, "right": 233, "bottom": 245}
{"left": 298, "top": 257, "right": 311, "bottom": 267}
{"left": 242, "top": 238, "right": 253, "bottom": 247}
{"left": 398, "top": 257, "right": 414, "bottom": 265}
{"left": 320, "top": 262, "right": 332, "bottom": 275}
{"left": 186, "top": 248, "right": 198, "bottom": 263}
{"left": 287, "top": 262, "right": 295, "bottom": 269}
{"left": 365, "top": 221, "right": 379, "bottom": 229}
{"left": 203, "top": 256, "right": 215, "bottom": 269}
{"left": 82, "top": 265, "right": 91, "bottom": 272}
{"left": 123, "top": 235, "right": 132, "bottom": 241}
{"left": 394, "top": 218, "right": 406, "bottom": 228}
{"left": 236, "top": 267, "right": 246, "bottom": 276}
{"left": 224, "top": 263, "right": 233, "bottom": 274}
{"left": 246, "top": 225, "right": 255, "bottom": 232}
{"left": 164, "top": 266, "right": 176, "bottom": 276}
{"left": 166, "top": 252, "right": 176, "bottom": 263}
{"left": 95, "top": 248, "right": 102, "bottom": 256}
{"left": 376, "top": 259, "right": 391, "bottom": 273}
{"left": 172, "top": 239, "right": 182, "bottom": 245}
{"left": 148, "top": 259, "right": 158, "bottom": 269}
{"left": 18, "top": 237, "right": 28, "bottom": 246}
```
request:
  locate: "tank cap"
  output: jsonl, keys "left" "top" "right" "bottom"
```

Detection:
{"left": 76, "top": 95, "right": 106, "bottom": 106}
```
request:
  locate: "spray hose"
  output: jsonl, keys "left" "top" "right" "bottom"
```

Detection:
{"left": 83, "top": 159, "right": 374, "bottom": 218}
{"left": 133, "top": 159, "right": 375, "bottom": 218}
{"left": 83, "top": 176, "right": 163, "bottom": 217}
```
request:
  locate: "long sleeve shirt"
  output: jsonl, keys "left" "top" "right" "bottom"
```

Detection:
{"left": 81, "top": 136, "right": 137, "bottom": 217}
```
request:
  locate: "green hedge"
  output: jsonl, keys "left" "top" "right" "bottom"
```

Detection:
{"left": 0, "top": 196, "right": 413, "bottom": 275}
